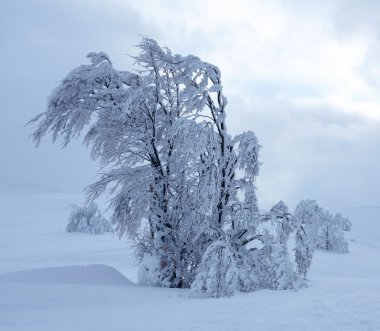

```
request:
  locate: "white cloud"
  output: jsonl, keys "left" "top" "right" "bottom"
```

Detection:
{"left": 123, "top": 0, "right": 380, "bottom": 122}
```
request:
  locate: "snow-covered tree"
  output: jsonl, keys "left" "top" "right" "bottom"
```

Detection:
{"left": 29, "top": 37, "right": 261, "bottom": 289}
{"left": 67, "top": 203, "right": 113, "bottom": 234}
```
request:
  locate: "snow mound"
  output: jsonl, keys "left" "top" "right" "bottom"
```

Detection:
{"left": 0, "top": 264, "right": 135, "bottom": 286}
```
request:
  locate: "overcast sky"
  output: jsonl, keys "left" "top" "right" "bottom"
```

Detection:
{"left": 1, "top": 0, "right": 379, "bottom": 212}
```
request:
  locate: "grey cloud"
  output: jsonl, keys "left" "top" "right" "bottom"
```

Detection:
{"left": 226, "top": 90, "right": 380, "bottom": 211}
{"left": 332, "top": 0, "right": 380, "bottom": 38}
{"left": 0, "top": 0, "right": 149, "bottom": 189}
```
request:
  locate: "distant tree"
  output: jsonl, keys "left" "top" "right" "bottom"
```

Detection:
{"left": 294, "top": 200, "right": 350, "bottom": 254}
{"left": 319, "top": 212, "right": 350, "bottom": 253}
{"left": 67, "top": 203, "right": 113, "bottom": 234}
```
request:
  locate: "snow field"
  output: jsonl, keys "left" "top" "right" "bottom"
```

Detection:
{"left": 0, "top": 187, "right": 379, "bottom": 330}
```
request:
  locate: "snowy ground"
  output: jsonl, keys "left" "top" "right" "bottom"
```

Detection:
{"left": 1, "top": 181, "right": 380, "bottom": 330}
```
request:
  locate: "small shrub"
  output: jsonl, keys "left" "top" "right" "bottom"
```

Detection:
{"left": 67, "top": 203, "right": 113, "bottom": 234}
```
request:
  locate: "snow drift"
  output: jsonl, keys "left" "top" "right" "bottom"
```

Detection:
{"left": 0, "top": 264, "right": 135, "bottom": 286}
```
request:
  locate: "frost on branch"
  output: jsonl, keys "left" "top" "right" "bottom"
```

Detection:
{"left": 66, "top": 203, "right": 113, "bottom": 234}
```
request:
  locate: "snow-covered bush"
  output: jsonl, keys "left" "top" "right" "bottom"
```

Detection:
{"left": 137, "top": 254, "right": 162, "bottom": 287}
{"left": 67, "top": 203, "right": 113, "bottom": 234}
{"left": 257, "top": 202, "right": 300, "bottom": 290}
{"left": 295, "top": 224, "right": 314, "bottom": 280}
{"left": 234, "top": 252, "right": 260, "bottom": 293}
{"left": 191, "top": 201, "right": 304, "bottom": 297}
{"left": 269, "top": 243, "right": 297, "bottom": 290}
{"left": 191, "top": 240, "right": 238, "bottom": 297}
